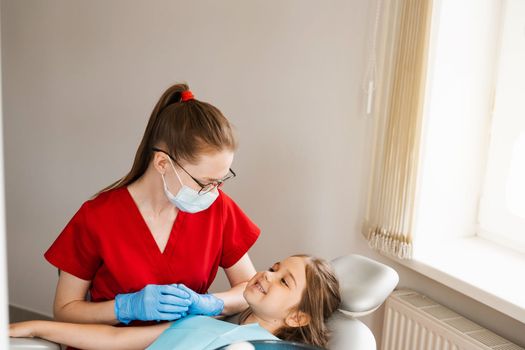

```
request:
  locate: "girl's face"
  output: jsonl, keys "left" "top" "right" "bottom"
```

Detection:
{"left": 244, "top": 256, "right": 307, "bottom": 324}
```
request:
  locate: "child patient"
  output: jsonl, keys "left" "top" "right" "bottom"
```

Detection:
{"left": 10, "top": 255, "right": 341, "bottom": 350}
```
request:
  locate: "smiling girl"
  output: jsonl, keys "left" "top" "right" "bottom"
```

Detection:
{"left": 10, "top": 255, "right": 341, "bottom": 349}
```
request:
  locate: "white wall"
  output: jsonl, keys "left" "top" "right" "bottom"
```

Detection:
{"left": 2, "top": 0, "right": 524, "bottom": 347}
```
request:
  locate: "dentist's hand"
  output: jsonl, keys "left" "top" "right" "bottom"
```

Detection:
{"left": 114, "top": 284, "right": 191, "bottom": 324}
{"left": 177, "top": 284, "right": 224, "bottom": 316}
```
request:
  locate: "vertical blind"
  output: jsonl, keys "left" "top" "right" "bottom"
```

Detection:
{"left": 364, "top": 0, "right": 433, "bottom": 259}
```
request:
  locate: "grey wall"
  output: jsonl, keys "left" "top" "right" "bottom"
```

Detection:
{"left": 0, "top": 5, "right": 9, "bottom": 346}
{"left": 2, "top": 0, "right": 524, "bottom": 347}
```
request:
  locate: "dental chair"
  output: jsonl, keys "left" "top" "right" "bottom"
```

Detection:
{"left": 327, "top": 254, "right": 398, "bottom": 350}
{"left": 9, "top": 338, "right": 61, "bottom": 350}
{"left": 9, "top": 254, "right": 398, "bottom": 350}
{"left": 218, "top": 254, "right": 399, "bottom": 350}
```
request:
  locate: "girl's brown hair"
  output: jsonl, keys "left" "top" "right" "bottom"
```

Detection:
{"left": 96, "top": 83, "right": 237, "bottom": 196}
{"left": 241, "top": 255, "right": 341, "bottom": 348}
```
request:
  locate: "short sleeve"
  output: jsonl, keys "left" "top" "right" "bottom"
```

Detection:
{"left": 44, "top": 202, "right": 101, "bottom": 281}
{"left": 219, "top": 192, "right": 260, "bottom": 268}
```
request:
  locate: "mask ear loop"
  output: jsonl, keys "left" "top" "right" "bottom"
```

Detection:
{"left": 161, "top": 173, "right": 172, "bottom": 194}
{"left": 165, "top": 157, "right": 185, "bottom": 186}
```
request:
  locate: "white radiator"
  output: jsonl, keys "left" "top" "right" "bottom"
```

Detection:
{"left": 382, "top": 290, "right": 523, "bottom": 350}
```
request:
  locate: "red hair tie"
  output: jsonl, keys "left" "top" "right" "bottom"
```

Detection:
{"left": 181, "top": 90, "right": 194, "bottom": 102}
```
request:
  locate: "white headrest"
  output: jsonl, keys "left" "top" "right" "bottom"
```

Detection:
{"left": 330, "top": 254, "right": 398, "bottom": 316}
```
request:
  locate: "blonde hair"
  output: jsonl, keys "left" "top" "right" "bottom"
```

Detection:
{"left": 241, "top": 255, "right": 341, "bottom": 347}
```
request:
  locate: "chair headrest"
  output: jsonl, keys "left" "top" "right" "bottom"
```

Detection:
{"left": 330, "top": 254, "right": 399, "bottom": 316}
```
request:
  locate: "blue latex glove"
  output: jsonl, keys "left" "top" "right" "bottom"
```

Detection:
{"left": 115, "top": 284, "right": 191, "bottom": 324}
{"left": 177, "top": 284, "right": 224, "bottom": 316}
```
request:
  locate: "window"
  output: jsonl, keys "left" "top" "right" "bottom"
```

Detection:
{"left": 478, "top": 0, "right": 525, "bottom": 253}
{"left": 413, "top": 0, "right": 502, "bottom": 247}
{"left": 380, "top": 0, "right": 525, "bottom": 323}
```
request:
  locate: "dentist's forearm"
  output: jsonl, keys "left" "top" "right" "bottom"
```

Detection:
{"left": 213, "top": 282, "right": 249, "bottom": 315}
{"left": 54, "top": 299, "right": 118, "bottom": 325}
{"left": 53, "top": 271, "right": 120, "bottom": 325}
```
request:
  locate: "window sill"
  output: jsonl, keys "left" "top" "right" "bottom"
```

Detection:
{"left": 388, "top": 236, "right": 525, "bottom": 323}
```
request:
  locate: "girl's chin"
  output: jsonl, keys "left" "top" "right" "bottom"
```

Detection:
{"left": 243, "top": 288, "right": 255, "bottom": 302}
{"left": 243, "top": 288, "right": 262, "bottom": 306}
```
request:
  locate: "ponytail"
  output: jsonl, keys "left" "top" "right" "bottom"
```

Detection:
{"left": 95, "top": 83, "right": 236, "bottom": 196}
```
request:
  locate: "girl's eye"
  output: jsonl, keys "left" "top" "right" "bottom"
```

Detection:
{"left": 281, "top": 278, "right": 289, "bottom": 287}
{"left": 268, "top": 267, "right": 275, "bottom": 272}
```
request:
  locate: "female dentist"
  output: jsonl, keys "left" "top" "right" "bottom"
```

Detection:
{"left": 44, "top": 83, "right": 259, "bottom": 329}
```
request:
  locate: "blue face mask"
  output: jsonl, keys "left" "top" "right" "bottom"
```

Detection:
{"left": 162, "top": 159, "right": 219, "bottom": 213}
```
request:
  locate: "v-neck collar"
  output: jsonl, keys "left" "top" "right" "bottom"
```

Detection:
{"left": 122, "top": 187, "right": 185, "bottom": 257}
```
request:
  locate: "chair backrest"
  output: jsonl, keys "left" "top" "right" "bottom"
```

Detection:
{"left": 327, "top": 311, "right": 377, "bottom": 350}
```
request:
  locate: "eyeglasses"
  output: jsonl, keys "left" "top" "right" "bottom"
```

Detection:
{"left": 152, "top": 147, "right": 236, "bottom": 195}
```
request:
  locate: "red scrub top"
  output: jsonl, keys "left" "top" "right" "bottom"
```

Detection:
{"left": 44, "top": 187, "right": 260, "bottom": 303}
